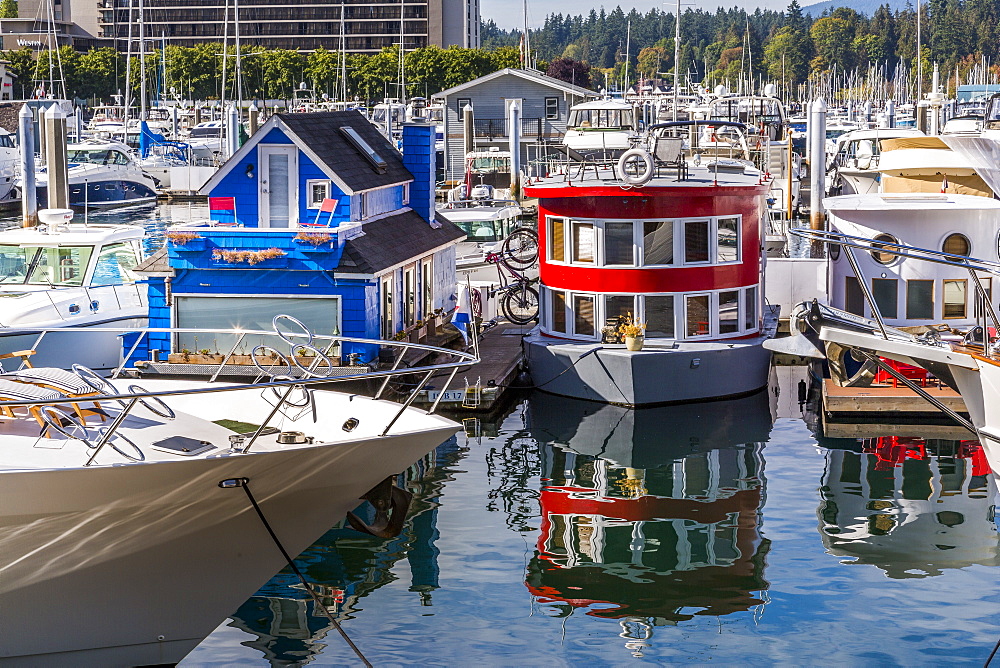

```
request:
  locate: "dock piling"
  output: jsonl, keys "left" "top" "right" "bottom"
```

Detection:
{"left": 18, "top": 105, "right": 36, "bottom": 228}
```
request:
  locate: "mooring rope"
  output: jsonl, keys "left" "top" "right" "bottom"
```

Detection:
{"left": 220, "top": 477, "right": 373, "bottom": 668}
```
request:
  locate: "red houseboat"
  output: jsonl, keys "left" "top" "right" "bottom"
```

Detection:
{"left": 524, "top": 120, "right": 777, "bottom": 405}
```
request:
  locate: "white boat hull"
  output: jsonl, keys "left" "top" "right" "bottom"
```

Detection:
{"left": 0, "top": 383, "right": 459, "bottom": 665}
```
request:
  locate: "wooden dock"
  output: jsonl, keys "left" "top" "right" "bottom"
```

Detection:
{"left": 822, "top": 378, "right": 967, "bottom": 417}
{"left": 413, "top": 321, "right": 531, "bottom": 412}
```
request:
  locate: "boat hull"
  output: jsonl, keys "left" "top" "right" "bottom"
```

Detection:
{"left": 0, "top": 408, "right": 457, "bottom": 664}
{"left": 526, "top": 333, "right": 773, "bottom": 406}
{"left": 38, "top": 180, "right": 158, "bottom": 209}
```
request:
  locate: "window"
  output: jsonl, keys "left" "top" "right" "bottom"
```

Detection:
{"left": 686, "top": 294, "right": 710, "bottom": 337}
{"left": 457, "top": 98, "right": 472, "bottom": 118}
{"left": 381, "top": 275, "right": 394, "bottom": 338}
{"left": 175, "top": 295, "right": 339, "bottom": 353}
{"left": 744, "top": 286, "right": 758, "bottom": 330}
{"left": 403, "top": 265, "right": 416, "bottom": 326}
{"left": 906, "top": 280, "right": 934, "bottom": 319}
{"left": 871, "top": 233, "right": 898, "bottom": 265}
{"left": 872, "top": 278, "right": 898, "bottom": 319}
{"left": 717, "top": 217, "right": 739, "bottom": 263}
{"left": 643, "top": 221, "right": 673, "bottom": 265}
{"left": 943, "top": 233, "right": 970, "bottom": 256}
{"left": 403, "top": 182, "right": 410, "bottom": 205}
{"left": 684, "top": 220, "right": 710, "bottom": 263}
{"left": 91, "top": 243, "right": 139, "bottom": 285}
{"left": 645, "top": 295, "right": 675, "bottom": 338}
{"left": 845, "top": 276, "right": 865, "bottom": 316}
{"left": 545, "top": 97, "right": 559, "bottom": 120}
{"left": 975, "top": 277, "right": 992, "bottom": 319}
{"left": 604, "top": 222, "right": 634, "bottom": 265}
{"left": 421, "top": 258, "right": 433, "bottom": 319}
{"left": 944, "top": 279, "right": 967, "bottom": 318}
{"left": 548, "top": 218, "right": 565, "bottom": 261}
{"left": 574, "top": 295, "right": 595, "bottom": 336}
{"left": 572, "top": 221, "right": 594, "bottom": 263}
{"left": 719, "top": 291, "right": 740, "bottom": 333}
{"left": 606, "top": 295, "right": 635, "bottom": 326}
{"left": 551, "top": 290, "right": 567, "bottom": 333}
{"left": 306, "top": 179, "right": 332, "bottom": 209}
{"left": 27, "top": 246, "right": 94, "bottom": 287}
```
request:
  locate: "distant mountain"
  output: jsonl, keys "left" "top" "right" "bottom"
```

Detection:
{"left": 802, "top": 0, "right": 910, "bottom": 17}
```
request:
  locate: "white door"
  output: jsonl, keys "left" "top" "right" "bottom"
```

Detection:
{"left": 259, "top": 146, "right": 297, "bottom": 228}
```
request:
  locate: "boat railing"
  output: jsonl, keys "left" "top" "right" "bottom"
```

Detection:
{"left": 791, "top": 227, "right": 1000, "bottom": 346}
{"left": 1, "top": 318, "right": 479, "bottom": 452}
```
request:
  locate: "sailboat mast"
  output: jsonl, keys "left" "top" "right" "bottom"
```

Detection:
{"left": 398, "top": 0, "right": 405, "bottom": 104}
{"left": 221, "top": 0, "right": 229, "bottom": 109}
{"left": 339, "top": 2, "right": 347, "bottom": 103}
{"left": 624, "top": 19, "right": 630, "bottom": 94}
{"left": 139, "top": 0, "right": 147, "bottom": 119}
{"left": 673, "top": 0, "right": 680, "bottom": 121}
{"left": 235, "top": 0, "right": 242, "bottom": 113}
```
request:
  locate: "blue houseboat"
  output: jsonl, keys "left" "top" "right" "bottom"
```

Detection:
{"left": 132, "top": 111, "right": 464, "bottom": 364}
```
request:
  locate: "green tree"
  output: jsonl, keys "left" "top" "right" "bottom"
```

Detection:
{"left": 809, "top": 16, "right": 855, "bottom": 72}
{"left": 0, "top": 0, "right": 17, "bottom": 19}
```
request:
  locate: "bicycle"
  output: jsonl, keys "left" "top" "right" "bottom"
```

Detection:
{"left": 500, "top": 226, "right": 538, "bottom": 270}
{"left": 481, "top": 250, "right": 539, "bottom": 325}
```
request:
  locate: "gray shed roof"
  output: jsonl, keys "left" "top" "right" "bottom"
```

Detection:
{"left": 433, "top": 68, "right": 598, "bottom": 100}
{"left": 339, "top": 209, "right": 464, "bottom": 274}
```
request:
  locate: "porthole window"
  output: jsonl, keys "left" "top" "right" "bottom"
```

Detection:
{"left": 943, "top": 233, "right": 970, "bottom": 257}
{"left": 871, "top": 233, "right": 898, "bottom": 265}
{"left": 829, "top": 243, "right": 840, "bottom": 261}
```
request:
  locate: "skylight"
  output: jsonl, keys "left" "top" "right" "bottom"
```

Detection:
{"left": 339, "top": 126, "right": 388, "bottom": 174}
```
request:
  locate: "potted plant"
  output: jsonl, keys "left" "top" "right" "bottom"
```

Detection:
{"left": 415, "top": 319, "right": 428, "bottom": 342}
{"left": 620, "top": 322, "right": 646, "bottom": 351}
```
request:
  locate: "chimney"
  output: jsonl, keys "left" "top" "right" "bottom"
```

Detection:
{"left": 401, "top": 121, "right": 435, "bottom": 224}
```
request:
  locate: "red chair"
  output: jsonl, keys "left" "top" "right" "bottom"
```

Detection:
{"left": 208, "top": 196, "right": 239, "bottom": 227}
{"left": 874, "top": 357, "right": 931, "bottom": 387}
{"left": 301, "top": 198, "right": 337, "bottom": 227}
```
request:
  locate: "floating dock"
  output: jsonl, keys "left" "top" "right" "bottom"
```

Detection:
{"left": 413, "top": 321, "right": 530, "bottom": 412}
{"left": 821, "top": 378, "right": 967, "bottom": 417}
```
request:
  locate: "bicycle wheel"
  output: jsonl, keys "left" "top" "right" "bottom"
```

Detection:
{"left": 501, "top": 285, "right": 539, "bottom": 325}
{"left": 470, "top": 287, "right": 483, "bottom": 318}
{"left": 501, "top": 228, "right": 539, "bottom": 269}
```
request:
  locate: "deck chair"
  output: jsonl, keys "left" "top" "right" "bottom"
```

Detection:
{"left": 209, "top": 196, "right": 239, "bottom": 227}
{"left": 301, "top": 198, "right": 337, "bottom": 227}
{"left": 0, "top": 377, "right": 64, "bottom": 429}
{"left": 0, "top": 351, "right": 106, "bottom": 424}
{"left": 652, "top": 135, "right": 688, "bottom": 180}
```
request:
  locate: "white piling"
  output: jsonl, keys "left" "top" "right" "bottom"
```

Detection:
{"left": 226, "top": 103, "right": 239, "bottom": 158}
{"left": 44, "top": 105, "right": 69, "bottom": 210}
{"left": 462, "top": 104, "right": 474, "bottom": 160}
{"left": 74, "top": 106, "right": 83, "bottom": 142}
{"left": 171, "top": 105, "right": 179, "bottom": 138}
{"left": 249, "top": 102, "right": 259, "bottom": 136}
{"left": 37, "top": 107, "right": 46, "bottom": 167}
{"left": 18, "top": 105, "right": 36, "bottom": 228}
{"left": 885, "top": 99, "right": 896, "bottom": 128}
{"left": 508, "top": 100, "right": 521, "bottom": 200}
{"left": 809, "top": 97, "right": 827, "bottom": 231}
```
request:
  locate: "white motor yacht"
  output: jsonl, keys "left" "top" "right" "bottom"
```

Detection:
{"left": 0, "top": 218, "right": 148, "bottom": 369}
{"left": 563, "top": 99, "right": 638, "bottom": 155}
{"left": 828, "top": 128, "right": 924, "bottom": 195}
{"left": 34, "top": 140, "right": 158, "bottom": 208}
{"left": 0, "top": 321, "right": 469, "bottom": 665}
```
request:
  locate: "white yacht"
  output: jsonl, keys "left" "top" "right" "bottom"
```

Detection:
{"left": 0, "top": 321, "right": 468, "bottom": 665}
{"left": 35, "top": 140, "right": 158, "bottom": 208}
{"left": 0, "top": 218, "right": 148, "bottom": 369}
{"left": 0, "top": 128, "right": 18, "bottom": 204}
{"left": 563, "top": 99, "right": 637, "bottom": 155}
{"left": 828, "top": 128, "right": 925, "bottom": 195}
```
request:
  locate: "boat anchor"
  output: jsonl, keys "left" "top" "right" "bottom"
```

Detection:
{"left": 347, "top": 476, "right": 413, "bottom": 538}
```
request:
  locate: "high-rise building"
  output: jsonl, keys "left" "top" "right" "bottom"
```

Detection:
{"left": 95, "top": 0, "right": 480, "bottom": 53}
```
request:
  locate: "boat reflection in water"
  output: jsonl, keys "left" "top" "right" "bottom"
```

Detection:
{"left": 524, "top": 388, "right": 776, "bottom": 657}
{"left": 817, "top": 435, "right": 1000, "bottom": 578}
{"left": 221, "top": 437, "right": 465, "bottom": 664}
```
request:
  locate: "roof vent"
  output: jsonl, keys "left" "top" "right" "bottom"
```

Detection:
{"left": 339, "top": 126, "right": 387, "bottom": 174}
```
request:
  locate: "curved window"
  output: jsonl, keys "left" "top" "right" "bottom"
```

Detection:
{"left": 942, "top": 233, "right": 970, "bottom": 257}
{"left": 871, "top": 233, "right": 898, "bottom": 265}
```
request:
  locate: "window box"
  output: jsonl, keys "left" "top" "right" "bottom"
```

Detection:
{"left": 169, "top": 238, "right": 209, "bottom": 252}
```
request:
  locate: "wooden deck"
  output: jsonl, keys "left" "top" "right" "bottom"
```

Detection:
{"left": 413, "top": 321, "right": 531, "bottom": 412}
{"left": 822, "top": 378, "right": 967, "bottom": 416}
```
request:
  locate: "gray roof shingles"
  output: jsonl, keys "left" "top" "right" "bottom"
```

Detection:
{"left": 275, "top": 111, "right": 413, "bottom": 192}
{"left": 339, "top": 209, "right": 464, "bottom": 274}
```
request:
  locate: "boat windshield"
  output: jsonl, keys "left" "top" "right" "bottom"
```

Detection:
{"left": 568, "top": 108, "right": 634, "bottom": 129}
{"left": 469, "top": 156, "right": 510, "bottom": 172}
{"left": 457, "top": 220, "right": 509, "bottom": 242}
{"left": 0, "top": 245, "right": 94, "bottom": 286}
{"left": 0, "top": 134, "right": 13, "bottom": 149}
{"left": 189, "top": 127, "right": 223, "bottom": 138}
{"left": 67, "top": 149, "right": 130, "bottom": 165}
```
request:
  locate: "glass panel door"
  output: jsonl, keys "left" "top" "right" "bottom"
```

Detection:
{"left": 259, "top": 146, "right": 296, "bottom": 228}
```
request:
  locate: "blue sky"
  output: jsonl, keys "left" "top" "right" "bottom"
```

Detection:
{"left": 483, "top": 0, "right": 798, "bottom": 30}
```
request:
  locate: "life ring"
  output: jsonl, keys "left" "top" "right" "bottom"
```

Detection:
{"left": 618, "top": 148, "right": 654, "bottom": 186}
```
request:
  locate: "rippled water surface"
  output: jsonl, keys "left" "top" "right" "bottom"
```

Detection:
{"left": 48, "top": 204, "right": 1000, "bottom": 665}
{"left": 179, "top": 369, "right": 1000, "bottom": 666}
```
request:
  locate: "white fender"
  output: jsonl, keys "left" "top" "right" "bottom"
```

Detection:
{"left": 618, "top": 148, "right": 654, "bottom": 186}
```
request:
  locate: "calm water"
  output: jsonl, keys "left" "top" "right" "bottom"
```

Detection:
{"left": 44, "top": 204, "right": 1000, "bottom": 665}
{"left": 179, "top": 367, "right": 1000, "bottom": 666}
